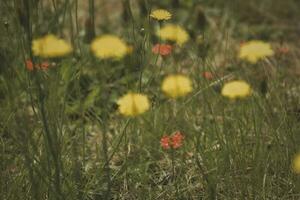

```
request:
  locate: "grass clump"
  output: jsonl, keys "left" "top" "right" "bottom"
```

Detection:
{"left": 0, "top": 0, "right": 300, "bottom": 199}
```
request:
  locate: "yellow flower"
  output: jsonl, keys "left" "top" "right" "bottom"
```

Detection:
{"left": 32, "top": 34, "right": 72, "bottom": 58}
{"left": 91, "top": 35, "right": 128, "bottom": 59}
{"left": 162, "top": 74, "right": 193, "bottom": 98}
{"left": 292, "top": 154, "right": 300, "bottom": 174}
{"left": 117, "top": 92, "right": 150, "bottom": 117}
{"left": 239, "top": 40, "right": 274, "bottom": 63}
{"left": 157, "top": 24, "right": 189, "bottom": 45}
{"left": 221, "top": 80, "right": 252, "bottom": 99}
{"left": 150, "top": 9, "right": 172, "bottom": 20}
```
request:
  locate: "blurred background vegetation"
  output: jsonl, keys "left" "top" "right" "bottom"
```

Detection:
{"left": 1, "top": 0, "right": 300, "bottom": 199}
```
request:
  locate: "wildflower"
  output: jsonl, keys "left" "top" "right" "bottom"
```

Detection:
{"left": 152, "top": 44, "right": 172, "bottom": 56}
{"left": 157, "top": 24, "right": 189, "bottom": 45}
{"left": 160, "top": 131, "right": 184, "bottom": 150}
{"left": 91, "top": 35, "right": 128, "bottom": 59}
{"left": 26, "top": 60, "right": 34, "bottom": 71}
{"left": 32, "top": 34, "right": 72, "bottom": 58}
{"left": 239, "top": 40, "right": 274, "bottom": 63}
{"left": 150, "top": 9, "right": 172, "bottom": 21}
{"left": 25, "top": 60, "right": 51, "bottom": 71}
{"left": 221, "top": 80, "right": 252, "bottom": 99}
{"left": 202, "top": 71, "right": 213, "bottom": 80}
{"left": 171, "top": 131, "right": 184, "bottom": 149}
{"left": 162, "top": 74, "right": 193, "bottom": 98}
{"left": 117, "top": 92, "right": 150, "bottom": 117}
{"left": 292, "top": 153, "right": 300, "bottom": 174}
{"left": 160, "top": 136, "right": 170, "bottom": 149}
{"left": 277, "top": 47, "right": 289, "bottom": 55}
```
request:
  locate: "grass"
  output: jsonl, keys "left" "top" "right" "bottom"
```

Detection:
{"left": 1, "top": 0, "right": 300, "bottom": 199}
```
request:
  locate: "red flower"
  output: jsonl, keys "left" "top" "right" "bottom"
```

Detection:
{"left": 152, "top": 44, "right": 172, "bottom": 56}
{"left": 160, "top": 136, "right": 170, "bottom": 149}
{"left": 25, "top": 60, "right": 50, "bottom": 71}
{"left": 171, "top": 131, "right": 184, "bottom": 149}
{"left": 26, "top": 60, "right": 34, "bottom": 71}
{"left": 160, "top": 131, "right": 184, "bottom": 150}
{"left": 202, "top": 71, "right": 213, "bottom": 80}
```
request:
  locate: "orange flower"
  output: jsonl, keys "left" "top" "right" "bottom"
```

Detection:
{"left": 152, "top": 44, "right": 172, "bottom": 56}
{"left": 25, "top": 59, "right": 51, "bottom": 71}
{"left": 171, "top": 131, "right": 184, "bottom": 149}
{"left": 202, "top": 71, "right": 213, "bottom": 80}
{"left": 160, "top": 136, "right": 171, "bottom": 149}
{"left": 277, "top": 47, "right": 289, "bottom": 54}
{"left": 26, "top": 60, "right": 34, "bottom": 71}
{"left": 160, "top": 131, "right": 184, "bottom": 150}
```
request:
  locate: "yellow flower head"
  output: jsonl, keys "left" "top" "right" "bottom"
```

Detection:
{"left": 239, "top": 40, "right": 274, "bottom": 63}
{"left": 117, "top": 92, "right": 150, "bottom": 117}
{"left": 221, "top": 80, "right": 252, "bottom": 99}
{"left": 162, "top": 74, "right": 193, "bottom": 98}
{"left": 292, "top": 154, "right": 300, "bottom": 174}
{"left": 91, "top": 35, "right": 128, "bottom": 59}
{"left": 150, "top": 9, "right": 172, "bottom": 20}
{"left": 32, "top": 34, "right": 72, "bottom": 58}
{"left": 158, "top": 24, "right": 189, "bottom": 45}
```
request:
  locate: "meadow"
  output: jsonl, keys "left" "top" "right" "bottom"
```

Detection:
{"left": 1, "top": 0, "right": 300, "bottom": 199}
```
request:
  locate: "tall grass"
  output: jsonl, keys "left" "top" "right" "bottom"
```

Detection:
{"left": 1, "top": 0, "right": 300, "bottom": 199}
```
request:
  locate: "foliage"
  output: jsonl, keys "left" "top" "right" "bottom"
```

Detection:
{"left": 0, "top": 0, "right": 300, "bottom": 199}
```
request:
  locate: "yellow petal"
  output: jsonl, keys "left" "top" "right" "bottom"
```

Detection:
{"left": 221, "top": 80, "right": 252, "bottom": 99}
{"left": 150, "top": 9, "right": 172, "bottom": 20}
{"left": 157, "top": 24, "right": 189, "bottom": 45}
{"left": 32, "top": 34, "right": 72, "bottom": 58}
{"left": 117, "top": 93, "right": 150, "bottom": 117}
{"left": 91, "top": 35, "right": 128, "bottom": 59}
{"left": 162, "top": 74, "right": 193, "bottom": 98}
{"left": 239, "top": 40, "right": 274, "bottom": 63}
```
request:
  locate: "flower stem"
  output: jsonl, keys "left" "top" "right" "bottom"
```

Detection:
{"left": 95, "top": 114, "right": 111, "bottom": 199}
{"left": 171, "top": 148, "right": 180, "bottom": 197}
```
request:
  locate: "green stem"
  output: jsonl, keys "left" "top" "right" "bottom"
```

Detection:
{"left": 21, "top": 0, "right": 59, "bottom": 198}
{"left": 102, "top": 127, "right": 111, "bottom": 199}
{"left": 195, "top": 155, "right": 216, "bottom": 200}
{"left": 95, "top": 114, "right": 111, "bottom": 199}
{"left": 171, "top": 149, "right": 176, "bottom": 181}
{"left": 88, "top": 0, "right": 95, "bottom": 39}
{"left": 171, "top": 149, "right": 180, "bottom": 197}
{"left": 37, "top": 82, "right": 64, "bottom": 200}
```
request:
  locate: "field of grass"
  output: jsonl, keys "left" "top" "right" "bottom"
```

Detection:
{"left": 1, "top": 0, "right": 300, "bottom": 199}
